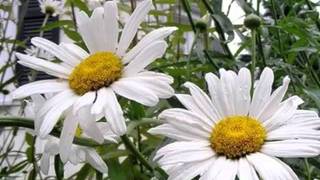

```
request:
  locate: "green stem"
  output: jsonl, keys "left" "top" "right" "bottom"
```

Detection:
{"left": 180, "top": 0, "right": 196, "bottom": 33}
{"left": 70, "top": 2, "right": 78, "bottom": 32}
{"left": 120, "top": 134, "right": 154, "bottom": 172}
{"left": 304, "top": 158, "right": 312, "bottom": 180}
{"left": 270, "top": 0, "right": 282, "bottom": 54}
{"left": 250, "top": 29, "right": 256, "bottom": 95}
{"left": 39, "top": 14, "right": 50, "bottom": 38}
{"left": 0, "top": 117, "right": 104, "bottom": 147}
{"left": 201, "top": 0, "right": 234, "bottom": 60}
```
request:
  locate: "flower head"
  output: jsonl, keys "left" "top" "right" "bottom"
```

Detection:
{"left": 13, "top": 0, "right": 176, "bottom": 159}
{"left": 25, "top": 95, "right": 112, "bottom": 174}
{"left": 149, "top": 67, "right": 320, "bottom": 180}
{"left": 38, "top": 0, "right": 64, "bottom": 17}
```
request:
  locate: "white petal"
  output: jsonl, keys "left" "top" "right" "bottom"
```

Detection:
{"left": 59, "top": 42, "right": 89, "bottom": 61}
{"left": 247, "top": 153, "right": 299, "bottom": 180}
{"left": 148, "top": 123, "right": 208, "bottom": 141}
{"left": 249, "top": 67, "right": 274, "bottom": 117}
{"left": 263, "top": 96, "right": 304, "bottom": 131}
{"left": 184, "top": 82, "right": 220, "bottom": 122}
{"left": 97, "top": 122, "right": 119, "bottom": 143}
{"left": 237, "top": 158, "right": 259, "bottom": 180}
{"left": 31, "top": 37, "right": 79, "bottom": 66}
{"left": 78, "top": 108, "right": 104, "bottom": 143}
{"left": 59, "top": 113, "right": 79, "bottom": 163}
{"left": 68, "top": 147, "right": 85, "bottom": 164}
{"left": 91, "top": 88, "right": 108, "bottom": 115}
{"left": 218, "top": 69, "right": 238, "bottom": 116}
{"left": 77, "top": 11, "right": 89, "bottom": 26}
{"left": 73, "top": 91, "right": 96, "bottom": 114}
{"left": 103, "top": 88, "right": 126, "bottom": 135}
{"left": 205, "top": 72, "right": 225, "bottom": 117}
{"left": 104, "top": 1, "right": 118, "bottom": 52}
{"left": 159, "top": 108, "right": 213, "bottom": 132}
{"left": 123, "top": 41, "right": 167, "bottom": 76}
{"left": 39, "top": 96, "right": 77, "bottom": 137}
{"left": 136, "top": 71, "right": 174, "bottom": 84}
{"left": 123, "top": 27, "right": 177, "bottom": 64}
{"left": 199, "top": 156, "right": 226, "bottom": 180}
{"left": 111, "top": 78, "right": 159, "bottom": 106}
{"left": 120, "top": 76, "right": 174, "bottom": 98}
{"left": 235, "top": 68, "right": 251, "bottom": 115}
{"left": 38, "top": 90, "right": 76, "bottom": 118}
{"left": 78, "top": 8, "right": 107, "bottom": 53}
{"left": 175, "top": 94, "right": 207, "bottom": 118}
{"left": 44, "top": 139, "right": 59, "bottom": 154}
{"left": 261, "top": 139, "right": 320, "bottom": 158}
{"left": 286, "top": 110, "right": 320, "bottom": 129}
{"left": 16, "top": 53, "right": 71, "bottom": 78}
{"left": 85, "top": 149, "right": 108, "bottom": 173}
{"left": 157, "top": 145, "right": 214, "bottom": 165}
{"left": 168, "top": 158, "right": 214, "bottom": 180}
{"left": 116, "top": 0, "right": 152, "bottom": 56}
{"left": 257, "top": 76, "right": 290, "bottom": 122}
{"left": 267, "top": 127, "right": 320, "bottom": 140}
{"left": 213, "top": 159, "right": 238, "bottom": 180}
{"left": 12, "top": 79, "right": 68, "bottom": 99}
{"left": 40, "top": 153, "right": 50, "bottom": 175}
{"left": 155, "top": 141, "right": 210, "bottom": 160}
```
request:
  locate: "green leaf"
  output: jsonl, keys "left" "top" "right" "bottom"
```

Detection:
{"left": 54, "top": 155, "right": 64, "bottom": 180}
{"left": 40, "top": 20, "right": 74, "bottom": 31}
{"left": 211, "top": 12, "right": 235, "bottom": 42}
{"left": 76, "top": 164, "right": 93, "bottom": 180}
{"left": 63, "top": 27, "right": 82, "bottom": 42}
{"left": 304, "top": 88, "right": 320, "bottom": 109}
{"left": 127, "top": 102, "right": 145, "bottom": 120}
{"left": 6, "top": 160, "right": 29, "bottom": 174}
{"left": 106, "top": 158, "right": 129, "bottom": 180}
{"left": 70, "top": 0, "right": 90, "bottom": 15}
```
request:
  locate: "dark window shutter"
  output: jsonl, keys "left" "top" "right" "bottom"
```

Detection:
{"left": 16, "top": 0, "right": 60, "bottom": 85}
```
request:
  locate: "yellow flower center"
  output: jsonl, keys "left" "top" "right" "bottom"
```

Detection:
{"left": 69, "top": 52, "right": 123, "bottom": 95}
{"left": 75, "top": 126, "right": 83, "bottom": 137}
{"left": 210, "top": 116, "right": 266, "bottom": 159}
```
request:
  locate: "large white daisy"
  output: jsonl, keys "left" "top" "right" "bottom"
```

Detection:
{"left": 13, "top": 0, "right": 175, "bottom": 141}
{"left": 149, "top": 67, "right": 320, "bottom": 180}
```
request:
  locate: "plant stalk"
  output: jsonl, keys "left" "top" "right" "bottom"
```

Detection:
{"left": 120, "top": 134, "right": 154, "bottom": 172}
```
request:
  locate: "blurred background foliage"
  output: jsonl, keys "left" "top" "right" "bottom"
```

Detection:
{"left": 2, "top": 0, "right": 320, "bottom": 179}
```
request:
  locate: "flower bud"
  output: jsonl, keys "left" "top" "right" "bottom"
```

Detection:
{"left": 195, "top": 20, "right": 208, "bottom": 33}
{"left": 244, "top": 14, "right": 261, "bottom": 29}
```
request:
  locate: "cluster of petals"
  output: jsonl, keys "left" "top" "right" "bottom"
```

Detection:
{"left": 150, "top": 67, "right": 320, "bottom": 180}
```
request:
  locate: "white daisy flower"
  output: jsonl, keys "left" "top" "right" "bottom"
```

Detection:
{"left": 25, "top": 95, "right": 110, "bottom": 173}
{"left": 13, "top": 0, "right": 176, "bottom": 157}
{"left": 38, "top": 0, "right": 64, "bottom": 17}
{"left": 36, "top": 136, "right": 108, "bottom": 175}
{"left": 149, "top": 67, "right": 320, "bottom": 180}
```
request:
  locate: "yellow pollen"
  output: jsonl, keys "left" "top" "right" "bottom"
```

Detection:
{"left": 210, "top": 116, "right": 266, "bottom": 159}
{"left": 75, "top": 126, "right": 83, "bottom": 137}
{"left": 69, "top": 52, "right": 123, "bottom": 95}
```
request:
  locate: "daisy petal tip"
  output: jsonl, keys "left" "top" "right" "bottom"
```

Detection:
{"left": 283, "top": 76, "right": 290, "bottom": 84}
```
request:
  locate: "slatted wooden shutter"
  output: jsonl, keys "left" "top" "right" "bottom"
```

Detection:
{"left": 16, "top": 0, "right": 59, "bottom": 85}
